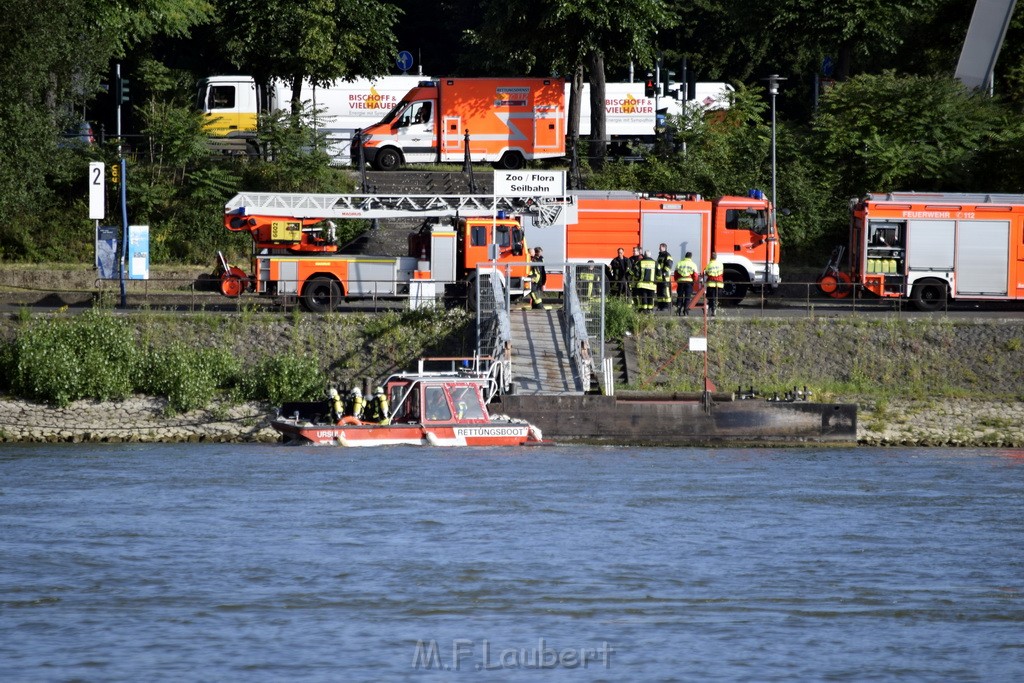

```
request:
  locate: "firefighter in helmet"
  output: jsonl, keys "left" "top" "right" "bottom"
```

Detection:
{"left": 327, "top": 386, "right": 344, "bottom": 423}
{"left": 346, "top": 387, "right": 365, "bottom": 420}
{"left": 365, "top": 386, "right": 391, "bottom": 425}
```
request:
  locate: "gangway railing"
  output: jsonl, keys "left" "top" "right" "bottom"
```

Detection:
{"left": 474, "top": 268, "right": 513, "bottom": 394}
{"left": 563, "top": 264, "right": 605, "bottom": 394}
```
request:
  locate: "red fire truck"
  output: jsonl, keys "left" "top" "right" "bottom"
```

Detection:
{"left": 819, "top": 192, "right": 1024, "bottom": 310}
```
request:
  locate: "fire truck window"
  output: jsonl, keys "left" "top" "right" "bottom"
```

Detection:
{"left": 425, "top": 386, "right": 452, "bottom": 421}
{"left": 209, "top": 86, "right": 235, "bottom": 109}
{"left": 495, "top": 226, "right": 511, "bottom": 247}
{"left": 471, "top": 226, "right": 487, "bottom": 246}
{"left": 725, "top": 208, "right": 768, "bottom": 234}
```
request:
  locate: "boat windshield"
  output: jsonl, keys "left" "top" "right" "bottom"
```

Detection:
{"left": 424, "top": 385, "right": 452, "bottom": 421}
{"left": 449, "top": 385, "right": 485, "bottom": 420}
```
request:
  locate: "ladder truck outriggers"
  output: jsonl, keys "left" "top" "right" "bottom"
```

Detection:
{"left": 818, "top": 192, "right": 1024, "bottom": 311}
{"left": 216, "top": 192, "right": 565, "bottom": 311}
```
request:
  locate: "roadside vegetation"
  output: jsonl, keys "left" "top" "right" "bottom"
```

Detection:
{"left": 0, "top": 305, "right": 473, "bottom": 412}
{"left": 4, "top": 2, "right": 1024, "bottom": 271}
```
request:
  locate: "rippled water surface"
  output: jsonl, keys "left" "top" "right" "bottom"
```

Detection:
{"left": 2, "top": 444, "right": 1023, "bottom": 681}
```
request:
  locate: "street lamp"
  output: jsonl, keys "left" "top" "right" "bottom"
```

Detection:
{"left": 763, "top": 74, "right": 786, "bottom": 288}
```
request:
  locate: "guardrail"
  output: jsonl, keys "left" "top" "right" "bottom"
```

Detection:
{"left": 4, "top": 275, "right": 1014, "bottom": 316}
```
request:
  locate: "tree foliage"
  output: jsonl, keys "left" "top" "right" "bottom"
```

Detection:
{"left": 812, "top": 71, "right": 1006, "bottom": 196}
{"left": 219, "top": 0, "right": 402, "bottom": 110}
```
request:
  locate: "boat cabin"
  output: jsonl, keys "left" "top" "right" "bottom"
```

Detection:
{"left": 385, "top": 376, "right": 492, "bottom": 424}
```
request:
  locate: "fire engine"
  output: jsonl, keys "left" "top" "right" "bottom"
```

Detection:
{"left": 524, "top": 190, "right": 781, "bottom": 301}
{"left": 818, "top": 192, "right": 1024, "bottom": 310}
{"left": 217, "top": 192, "right": 562, "bottom": 311}
{"left": 215, "top": 189, "right": 780, "bottom": 310}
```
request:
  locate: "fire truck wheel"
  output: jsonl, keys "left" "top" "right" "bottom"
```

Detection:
{"left": 301, "top": 277, "right": 342, "bottom": 313}
{"left": 496, "top": 151, "right": 525, "bottom": 170}
{"left": 373, "top": 148, "right": 402, "bottom": 171}
{"left": 911, "top": 280, "right": 947, "bottom": 312}
{"left": 720, "top": 275, "right": 748, "bottom": 306}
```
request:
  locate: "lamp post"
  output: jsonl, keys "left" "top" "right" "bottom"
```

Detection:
{"left": 763, "top": 74, "right": 786, "bottom": 288}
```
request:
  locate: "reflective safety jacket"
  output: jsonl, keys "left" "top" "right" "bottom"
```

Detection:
{"left": 655, "top": 251, "right": 674, "bottom": 282}
{"left": 705, "top": 259, "right": 724, "bottom": 288}
{"left": 636, "top": 256, "right": 657, "bottom": 290}
{"left": 675, "top": 257, "right": 698, "bottom": 282}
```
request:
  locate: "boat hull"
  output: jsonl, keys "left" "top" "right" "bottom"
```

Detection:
{"left": 272, "top": 420, "right": 542, "bottom": 447}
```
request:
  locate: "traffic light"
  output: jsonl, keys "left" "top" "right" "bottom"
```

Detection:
{"left": 644, "top": 73, "right": 656, "bottom": 98}
{"left": 115, "top": 75, "right": 130, "bottom": 104}
{"left": 110, "top": 163, "right": 120, "bottom": 185}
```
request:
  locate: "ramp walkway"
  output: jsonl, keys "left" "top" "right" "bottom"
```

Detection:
{"left": 508, "top": 309, "right": 585, "bottom": 395}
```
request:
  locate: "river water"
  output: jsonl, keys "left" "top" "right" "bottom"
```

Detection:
{"left": 1, "top": 444, "right": 1023, "bottom": 681}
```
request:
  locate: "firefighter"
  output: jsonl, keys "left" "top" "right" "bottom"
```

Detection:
{"left": 675, "top": 251, "right": 698, "bottom": 316}
{"left": 635, "top": 250, "right": 658, "bottom": 312}
{"left": 655, "top": 242, "right": 674, "bottom": 311}
{"left": 628, "top": 246, "right": 643, "bottom": 305}
{"left": 608, "top": 247, "right": 631, "bottom": 297}
{"left": 327, "top": 386, "right": 344, "bottom": 423}
{"left": 578, "top": 260, "right": 598, "bottom": 301}
{"left": 346, "top": 387, "right": 365, "bottom": 420}
{"left": 364, "top": 386, "right": 390, "bottom": 424}
{"left": 704, "top": 251, "right": 724, "bottom": 317}
{"left": 525, "top": 247, "right": 551, "bottom": 310}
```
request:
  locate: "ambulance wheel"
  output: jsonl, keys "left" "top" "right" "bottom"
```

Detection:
{"left": 911, "top": 280, "right": 947, "bottom": 312}
{"left": 301, "top": 277, "right": 342, "bottom": 313}
{"left": 496, "top": 151, "right": 525, "bottom": 170}
{"left": 374, "top": 148, "right": 402, "bottom": 171}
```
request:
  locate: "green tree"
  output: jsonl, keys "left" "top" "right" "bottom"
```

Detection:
{"left": 219, "top": 0, "right": 402, "bottom": 112}
{"left": 0, "top": 0, "right": 213, "bottom": 257}
{"left": 812, "top": 71, "right": 1007, "bottom": 196}
{"left": 472, "top": 0, "right": 671, "bottom": 168}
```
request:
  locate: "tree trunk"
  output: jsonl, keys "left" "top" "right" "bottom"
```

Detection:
{"left": 567, "top": 64, "right": 583, "bottom": 144}
{"left": 585, "top": 49, "right": 607, "bottom": 170}
{"left": 290, "top": 75, "right": 304, "bottom": 116}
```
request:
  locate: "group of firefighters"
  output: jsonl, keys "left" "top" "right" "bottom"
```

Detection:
{"left": 608, "top": 244, "right": 724, "bottom": 316}
{"left": 525, "top": 245, "right": 724, "bottom": 316}
{"left": 327, "top": 385, "right": 390, "bottom": 425}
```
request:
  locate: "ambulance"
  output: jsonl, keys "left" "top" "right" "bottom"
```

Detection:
{"left": 351, "top": 78, "right": 566, "bottom": 171}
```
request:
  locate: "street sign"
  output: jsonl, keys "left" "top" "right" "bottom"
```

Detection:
{"left": 493, "top": 170, "right": 565, "bottom": 196}
{"left": 88, "top": 161, "right": 105, "bottom": 220}
{"left": 396, "top": 51, "right": 414, "bottom": 72}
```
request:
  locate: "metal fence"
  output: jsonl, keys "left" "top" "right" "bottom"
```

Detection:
{"left": 4, "top": 273, "right": 1009, "bottom": 317}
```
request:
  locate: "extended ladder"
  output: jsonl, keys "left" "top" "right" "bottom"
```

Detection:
{"left": 224, "top": 192, "right": 570, "bottom": 226}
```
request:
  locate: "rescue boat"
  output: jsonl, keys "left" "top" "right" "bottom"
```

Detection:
{"left": 271, "top": 359, "right": 544, "bottom": 447}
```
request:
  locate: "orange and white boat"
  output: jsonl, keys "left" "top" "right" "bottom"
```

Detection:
{"left": 272, "top": 360, "right": 544, "bottom": 447}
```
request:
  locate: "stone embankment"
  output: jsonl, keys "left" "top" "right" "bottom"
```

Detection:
{"left": 2, "top": 395, "right": 1024, "bottom": 447}
{"left": 0, "top": 397, "right": 278, "bottom": 444}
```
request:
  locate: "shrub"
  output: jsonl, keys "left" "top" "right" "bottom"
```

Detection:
{"left": 604, "top": 296, "right": 638, "bottom": 340}
{"left": 141, "top": 342, "right": 240, "bottom": 413}
{"left": 10, "top": 310, "right": 139, "bottom": 406}
{"left": 239, "top": 353, "right": 325, "bottom": 405}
